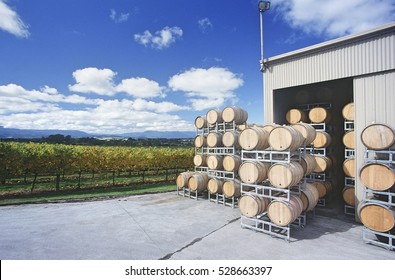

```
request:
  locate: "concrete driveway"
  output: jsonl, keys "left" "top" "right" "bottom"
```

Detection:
{"left": 0, "top": 192, "right": 393, "bottom": 260}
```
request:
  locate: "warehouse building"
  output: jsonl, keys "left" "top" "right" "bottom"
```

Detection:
{"left": 262, "top": 22, "right": 395, "bottom": 219}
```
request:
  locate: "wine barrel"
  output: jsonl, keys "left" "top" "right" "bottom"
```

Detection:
{"left": 300, "top": 183, "right": 320, "bottom": 212}
{"left": 342, "top": 186, "right": 355, "bottom": 206}
{"left": 188, "top": 172, "right": 209, "bottom": 192}
{"left": 207, "top": 177, "right": 224, "bottom": 194}
{"left": 207, "top": 132, "right": 223, "bottom": 148}
{"left": 358, "top": 201, "right": 395, "bottom": 232}
{"left": 222, "top": 106, "right": 248, "bottom": 124}
{"left": 262, "top": 123, "right": 280, "bottom": 134}
{"left": 176, "top": 171, "right": 194, "bottom": 189}
{"left": 193, "top": 154, "right": 207, "bottom": 167}
{"left": 342, "top": 102, "right": 354, "bottom": 121}
{"left": 267, "top": 195, "right": 303, "bottom": 226}
{"left": 311, "top": 181, "right": 332, "bottom": 198}
{"left": 286, "top": 108, "right": 308, "bottom": 124}
{"left": 343, "top": 130, "right": 355, "bottom": 149}
{"left": 238, "top": 161, "right": 270, "bottom": 184}
{"left": 308, "top": 107, "right": 331, "bottom": 123}
{"left": 236, "top": 123, "right": 248, "bottom": 132}
{"left": 206, "top": 155, "right": 223, "bottom": 170}
{"left": 313, "top": 156, "right": 332, "bottom": 173}
{"left": 239, "top": 127, "right": 270, "bottom": 150}
{"left": 360, "top": 163, "right": 395, "bottom": 191}
{"left": 206, "top": 109, "right": 223, "bottom": 125}
{"left": 223, "top": 155, "right": 242, "bottom": 172}
{"left": 194, "top": 116, "right": 207, "bottom": 129}
{"left": 312, "top": 131, "right": 332, "bottom": 148}
{"left": 361, "top": 123, "right": 395, "bottom": 150}
{"left": 300, "top": 154, "right": 317, "bottom": 176}
{"left": 222, "top": 131, "right": 240, "bottom": 148}
{"left": 268, "top": 161, "right": 304, "bottom": 188}
{"left": 239, "top": 194, "right": 269, "bottom": 218}
{"left": 268, "top": 126, "right": 304, "bottom": 151}
{"left": 342, "top": 158, "right": 355, "bottom": 178}
{"left": 222, "top": 179, "right": 242, "bottom": 198}
{"left": 291, "top": 122, "right": 317, "bottom": 146}
{"left": 194, "top": 135, "right": 207, "bottom": 148}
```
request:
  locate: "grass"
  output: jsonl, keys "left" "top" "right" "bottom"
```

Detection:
{"left": 0, "top": 169, "right": 186, "bottom": 206}
{"left": 0, "top": 182, "right": 176, "bottom": 206}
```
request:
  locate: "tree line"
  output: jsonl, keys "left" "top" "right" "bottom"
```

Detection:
{"left": 0, "top": 134, "right": 193, "bottom": 147}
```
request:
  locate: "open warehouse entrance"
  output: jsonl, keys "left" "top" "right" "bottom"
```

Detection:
{"left": 273, "top": 78, "right": 354, "bottom": 214}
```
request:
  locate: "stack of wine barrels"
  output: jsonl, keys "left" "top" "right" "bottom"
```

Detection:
{"left": 286, "top": 106, "right": 334, "bottom": 204}
{"left": 342, "top": 102, "right": 356, "bottom": 209}
{"left": 308, "top": 107, "right": 333, "bottom": 195}
{"left": 176, "top": 171, "right": 209, "bottom": 193}
{"left": 179, "top": 106, "right": 248, "bottom": 199}
{"left": 358, "top": 123, "right": 395, "bottom": 245}
{"left": 238, "top": 122, "right": 320, "bottom": 228}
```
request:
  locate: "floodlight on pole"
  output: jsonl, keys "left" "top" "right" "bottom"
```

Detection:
{"left": 258, "top": 1, "right": 270, "bottom": 72}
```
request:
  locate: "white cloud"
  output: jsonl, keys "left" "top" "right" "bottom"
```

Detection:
{"left": 69, "top": 67, "right": 166, "bottom": 98}
{"left": 0, "top": 98, "right": 192, "bottom": 134}
{"left": 273, "top": 0, "right": 395, "bottom": 38}
{"left": 110, "top": 9, "right": 130, "bottom": 23}
{"left": 116, "top": 77, "right": 166, "bottom": 98}
{"left": 134, "top": 26, "right": 183, "bottom": 49}
{"left": 0, "top": 0, "right": 29, "bottom": 38}
{"left": 198, "top": 18, "right": 213, "bottom": 33}
{"left": 0, "top": 83, "right": 99, "bottom": 114}
{"left": 131, "top": 98, "right": 189, "bottom": 113}
{"left": 0, "top": 77, "right": 191, "bottom": 134}
{"left": 69, "top": 67, "right": 117, "bottom": 96}
{"left": 168, "top": 67, "right": 243, "bottom": 110}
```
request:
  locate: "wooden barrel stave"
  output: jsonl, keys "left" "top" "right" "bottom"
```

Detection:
{"left": 176, "top": 171, "right": 194, "bottom": 189}
{"left": 360, "top": 163, "right": 395, "bottom": 191}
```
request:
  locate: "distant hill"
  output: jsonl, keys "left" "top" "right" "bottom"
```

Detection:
{"left": 119, "top": 130, "right": 195, "bottom": 139}
{"left": 0, "top": 126, "right": 91, "bottom": 139}
{"left": 0, "top": 126, "right": 195, "bottom": 139}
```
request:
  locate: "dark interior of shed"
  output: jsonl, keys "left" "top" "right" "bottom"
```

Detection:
{"left": 273, "top": 77, "right": 354, "bottom": 217}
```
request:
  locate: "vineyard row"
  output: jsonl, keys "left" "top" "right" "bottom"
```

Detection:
{"left": 0, "top": 142, "right": 194, "bottom": 188}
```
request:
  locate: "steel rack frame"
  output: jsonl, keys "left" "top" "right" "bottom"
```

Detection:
{"left": 303, "top": 147, "right": 327, "bottom": 157}
{"left": 344, "top": 121, "right": 354, "bottom": 131}
{"left": 241, "top": 182, "right": 302, "bottom": 200}
{"left": 363, "top": 189, "right": 395, "bottom": 207}
{"left": 208, "top": 193, "right": 237, "bottom": 208}
{"left": 344, "top": 204, "right": 355, "bottom": 216}
{"left": 345, "top": 176, "right": 355, "bottom": 187}
{"left": 241, "top": 149, "right": 302, "bottom": 163}
{"left": 240, "top": 212, "right": 306, "bottom": 242}
{"left": 305, "top": 172, "right": 327, "bottom": 182}
{"left": 362, "top": 227, "right": 394, "bottom": 251}
{"left": 345, "top": 149, "right": 355, "bottom": 159}
{"left": 177, "top": 187, "right": 201, "bottom": 200}
{"left": 364, "top": 149, "right": 395, "bottom": 164}
{"left": 207, "top": 169, "right": 234, "bottom": 180}
{"left": 205, "top": 147, "right": 235, "bottom": 155}
{"left": 343, "top": 176, "right": 356, "bottom": 215}
{"left": 360, "top": 147, "right": 395, "bottom": 250}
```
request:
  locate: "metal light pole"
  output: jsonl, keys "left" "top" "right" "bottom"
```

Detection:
{"left": 258, "top": 1, "right": 270, "bottom": 72}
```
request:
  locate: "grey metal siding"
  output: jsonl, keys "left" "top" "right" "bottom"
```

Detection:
{"left": 354, "top": 71, "right": 395, "bottom": 207}
{"left": 264, "top": 25, "right": 395, "bottom": 123}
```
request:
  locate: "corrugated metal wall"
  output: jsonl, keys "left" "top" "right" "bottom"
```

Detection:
{"left": 264, "top": 24, "right": 395, "bottom": 122}
{"left": 354, "top": 71, "right": 395, "bottom": 206}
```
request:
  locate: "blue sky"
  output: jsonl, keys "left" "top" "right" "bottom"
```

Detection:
{"left": 0, "top": 0, "right": 394, "bottom": 134}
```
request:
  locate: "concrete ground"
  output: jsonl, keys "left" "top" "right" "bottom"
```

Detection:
{"left": 0, "top": 192, "right": 394, "bottom": 260}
